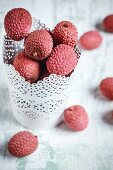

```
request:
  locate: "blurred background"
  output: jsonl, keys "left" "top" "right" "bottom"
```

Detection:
{"left": 1, "top": 0, "right": 113, "bottom": 170}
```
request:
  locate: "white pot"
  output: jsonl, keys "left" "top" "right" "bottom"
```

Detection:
{"left": 3, "top": 18, "right": 81, "bottom": 129}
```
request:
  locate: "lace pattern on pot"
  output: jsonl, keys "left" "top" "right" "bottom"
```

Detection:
{"left": 3, "top": 18, "right": 81, "bottom": 129}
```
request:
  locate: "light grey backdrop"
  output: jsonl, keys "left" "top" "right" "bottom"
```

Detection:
{"left": 0, "top": 0, "right": 113, "bottom": 170}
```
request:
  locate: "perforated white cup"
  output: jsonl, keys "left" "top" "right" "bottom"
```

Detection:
{"left": 3, "top": 18, "right": 81, "bottom": 129}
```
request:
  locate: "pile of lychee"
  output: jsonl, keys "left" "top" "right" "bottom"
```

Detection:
{"left": 4, "top": 8, "right": 89, "bottom": 134}
{"left": 4, "top": 8, "right": 79, "bottom": 84}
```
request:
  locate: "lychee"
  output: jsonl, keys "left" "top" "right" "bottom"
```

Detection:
{"left": 52, "top": 21, "right": 78, "bottom": 47}
{"left": 99, "top": 77, "right": 113, "bottom": 100}
{"left": 103, "top": 15, "right": 113, "bottom": 32}
{"left": 4, "top": 8, "right": 32, "bottom": 41}
{"left": 8, "top": 131, "right": 38, "bottom": 157}
{"left": 25, "top": 29, "right": 53, "bottom": 60}
{"left": 46, "top": 44, "right": 78, "bottom": 76}
{"left": 64, "top": 105, "right": 89, "bottom": 131}
{"left": 13, "top": 51, "right": 40, "bottom": 83}
{"left": 79, "top": 31, "right": 102, "bottom": 50}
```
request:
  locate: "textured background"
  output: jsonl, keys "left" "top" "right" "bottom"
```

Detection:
{"left": 0, "top": 0, "right": 113, "bottom": 169}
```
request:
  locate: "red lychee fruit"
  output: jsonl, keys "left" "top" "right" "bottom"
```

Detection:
{"left": 8, "top": 131, "right": 38, "bottom": 157}
{"left": 52, "top": 21, "right": 78, "bottom": 47}
{"left": 4, "top": 8, "right": 32, "bottom": 41}
{"left": 46, "top": 44, "right": 78, "bottom": 76}
{"left": 64, "top": 105, "right": 89, "bottom": 131}
{"left": 103, "top": 15, "right": 113, "bottom": 32}
{"left": 99, "top": 77, "right": 113, "bottom": 100}
{"left": 25, "top": 29, "right": 53, "bottom": 60}
{"left": 79, "top": 30, "right": 102, "bottom": 50}
{"left": 13, "top": 51, "right": 40, "bottom": 83}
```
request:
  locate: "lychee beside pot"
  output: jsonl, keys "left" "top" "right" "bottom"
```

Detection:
{"left": 3, "top": 19, "right": 81, "bottom": 129}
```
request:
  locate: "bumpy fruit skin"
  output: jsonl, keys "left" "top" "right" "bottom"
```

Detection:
{"left": 64, "top": 105, "right": 89, "bottom": 131}
{"left": 103, "top": 15, "right": 113, "bottom": 32}
{"left": 46, "top": 44, "right": 78, "bottom": 76}
{"left": 52, "top": 21, "right": 78, "bottom": 47}
{"left": 79, "top": 31, "right": 102, "bottom": 50}
{"left": 13, "top": 51, "right": 40, "bottom": 83}
{"left": 25, "top": 29, "right": 53, "bottom": 60}
{"left": 99, "top": 77, "right": 113, "bottom": 100}
{"left": 8, "top": 131, "right": 38, "bottom": 157}
{"left": 4, "top": 8, "right": 32, "bottom": 41}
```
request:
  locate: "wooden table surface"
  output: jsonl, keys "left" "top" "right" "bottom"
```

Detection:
{"left": 0, "top": 0, "right": 113, "bottom": 169}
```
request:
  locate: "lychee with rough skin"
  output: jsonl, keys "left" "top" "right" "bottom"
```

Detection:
{"left": 103, "top": 15, "right": 113, "bottom": 32}
{"left": 25, "top": 29, "right": 53, "bottom": 60}
{"left": 8, "top": 131, "right": 38, "bottom": 157}
{"left": 64, "top": 105, "right": 89, "bottom": 131}
{"left": 46, "top": 44, "right": 78, "bottom": 76}
{"left": 52, "top": 21, "right": 78, "bottom": 47}
{"left": 99, "top": 77, "right": 113, "bottom": 100}
{"left": 13, "top": 51, "right": 40, "bottom": 83}
{"left": 79, "top": 31, "right": 102, "bottom": 50}
{"left": 4, "top": 8, "right": 32, "bottom": 41}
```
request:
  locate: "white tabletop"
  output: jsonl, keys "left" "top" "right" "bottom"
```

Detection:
{"left": 0, "top": 0, "right": 113, "bottom": 169}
